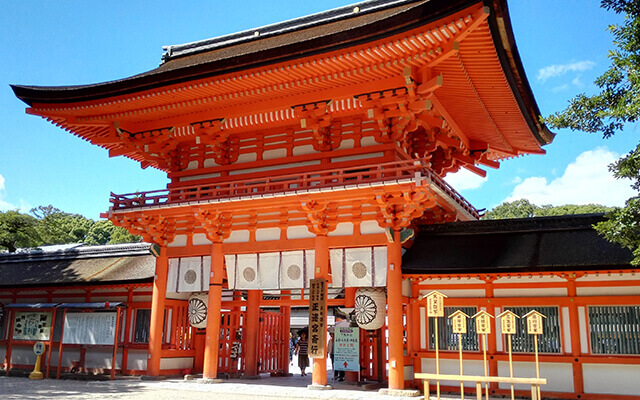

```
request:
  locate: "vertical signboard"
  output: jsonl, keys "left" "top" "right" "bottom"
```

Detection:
{"left": 334, "top": 326, "right": 359, "bottom": 371}
{"left": 308, "top": 278, "right": 326, "bottom": 358}
{"left": 13, "top": 312, "right": 52, "bottom": 341}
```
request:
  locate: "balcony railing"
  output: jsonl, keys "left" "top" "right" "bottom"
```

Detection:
{"left": 109, "top": 159, "right": 479, "bottom": 218}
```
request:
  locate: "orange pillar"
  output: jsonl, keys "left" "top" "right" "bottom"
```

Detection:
{"left": 311, "top": 234, "right": 329, "bottom": 386}
{"left": 203, "top": 242, "right": 224, "bottom": 380}
{"left": 567, "top": 278, "right": 584, "bottom": 397}
{"left": 147, "top": 246, "right": 168, "bottom": 376}
{"left": 281, "top": 290, "right": 292, "bottom": 375}
{"left": 387, "top": 229, "right": 405, "bottom": 390}
{"left": 244, "top": 289, "right": 262, "bottom": 377}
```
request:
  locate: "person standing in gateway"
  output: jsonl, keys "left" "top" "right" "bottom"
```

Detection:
{"left": 295, "top": 331, "right": 309, "bottom": 376}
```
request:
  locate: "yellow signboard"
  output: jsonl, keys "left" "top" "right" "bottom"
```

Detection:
{"left": 308, "top": 278, "right": 327, "bottom": 358}
{"left": 498, "top": 310, "right": 519, "bottom": 335}
{"left": 423, "top": 290, "right": 447, "bottom": 318}
{"left": 449, "top": 310, "right": 469, "bottom": 334}
{"left": 472, "top": 310, "right": 494, "bottom": 335}
{"left": 524, "top": 310, "right": 546, "bottom": 335}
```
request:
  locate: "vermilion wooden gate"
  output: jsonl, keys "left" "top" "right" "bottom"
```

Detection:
{"left": 258, "top": 311, "right": 287, "bottom": 374}
{"left": 218, "top": 310, "right": 245, "bottom": 376}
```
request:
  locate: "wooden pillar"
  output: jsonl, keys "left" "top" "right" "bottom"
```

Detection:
{"left": 567, "top": 277, "right": 584, "bottom": 397}
{"left": 344, "top": 287, "right": 358, "bottom": 383}
{"left": 387, "top": 229, "right": 404, "bottom": 390}
{"left": 147, "top": 247, "right": 168, "bottom": 376}
{"left": 280, "top": 290, "right": 292, "bottom": 375}
{"left": 244, "top": 289, "right": 262, "bottom": 377}
{"left": 311, "top": 234, "right": 329, "bottom": 386}
{"left": 203, "top": 242, "right": 224, "bottom": 379}
{"left": 411, "top": 281, "right": 422, "bottom": 389}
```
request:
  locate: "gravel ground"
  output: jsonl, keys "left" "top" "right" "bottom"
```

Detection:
{"left": 0, "top": 375, "right": 428, "bottom": 400}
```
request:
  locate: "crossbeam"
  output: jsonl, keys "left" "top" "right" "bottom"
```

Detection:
{"left": 415, "top": 373, "right": 546, "bottom": 400}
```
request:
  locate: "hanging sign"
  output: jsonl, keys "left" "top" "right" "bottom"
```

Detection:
{"left": 473, "top": 310, "right": 494, "bottom": 335}
{"left": 449, "top": 310, "right": 469, "bottom": 334}
{"left": 308, "top": 278, "right": 327, "bottom": 358}
{"left": 498, "top": 310, "right": 519, "bottom": 335}
{"left": 524, "top": 310, "right": 546, "bottom": 335}
{"left": 423, "top": 290, "right": 447, "bottom": 318}
{"left": 13, "top": 312, "right": 52, "bottom": 341}
{"left": 334, "top": 326, "right": 359, "bottom": 372}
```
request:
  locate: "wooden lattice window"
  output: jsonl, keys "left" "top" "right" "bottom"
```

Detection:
{"left": 588, "top": 306, "right": 640, "bottom": 355}
{"left": 133, "top": 309, "right": 151, "bottom": 343}
{"left": 429, "top": 306, "right": 479, "bottom": 351}
{"left": 504, "top": 306, "right": 561, "bottom": 353}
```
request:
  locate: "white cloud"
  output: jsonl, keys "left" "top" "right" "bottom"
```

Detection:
{"left": 444, "top": 168, "right": 488, "bottom": 191}
{"left": 552, "top": 84, "right": 569, "bottom": 93}
{"left": 537, "top": 60, "right": 595, "bottom": 82}
{"left": 505, "top": 147, "right": 635, "bottom": 207}
{"left": 0, "top": 174, "right": 31, "bottom": 212}
{"left": 511, "top": 176, "right": 523, "bottom": 185}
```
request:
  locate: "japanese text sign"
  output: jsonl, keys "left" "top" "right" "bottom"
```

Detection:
{"left": 449, "top": 310, "right": 469, "bottom": 334}
{"left": 308, "top": 278, "right": 327, "bottom": 358}
{"left": 472, "top": 310, "right": 494, "bottom": 335}
{"left": 498, "top": 310, "right": 519, "bottom": 335}
{"left": 524, "top": 310, "right": 545, "bottom": 335}
{"left": 424, "top": 291, "right": 447, "bottom": 318}
{"left": 334, "top": 327, "right": 359, "bottom": 371}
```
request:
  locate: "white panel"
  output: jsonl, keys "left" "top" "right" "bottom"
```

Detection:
{"left": 85, "top": 348, "right": 122, "bottom": 369}
{"left": 203, "top": 158, "right": 218, "bottom": 168}
{"left": 237, "top": 153, "right": 257, "bottom": 163}
{"left": 292, "top": 144, "right": 317, "bottom": 156}
{"left": 360, "top": 136, "right": 378, "bottom": 147}
{"left": 360, "top": 221, "right": 384, "bottom": 235}
{"left": 179, "top": 172, "right": 220, "bottom": 182}
{"left": 583, "top": 363, "right": 640, "bottom": 395}
{"left": 577, "top": 286, "right": 640, "bottom": 296}
{"left": 167, "top": 256, "right": 211, "bottom": 293}
{"left": 235, "top": 254, "right": 258, "bottom": 289}
{"left": 431, "top": 289, "right": 485, "bottom": 298}
{"left": 263, "top": 148, "right": 287, "bottom": 160}
{"left": 192, "top": 233, "right": 212, "bottom": 246}
{"left": 402, "top": 278, "right": 411, "bottom": 297}
{"left": 497, "top": 361, "right": 573, "bottom": 393}
{"left": 160, "top": 357, "right": 194, "bottom": 370}
{"left": 328, "top": 222, "right": 354, "bottom": 237}
{"left": 224, "top": 230, "right": 250, "bottom": 243}
{"left": 578, "top": 306, "right": 588, "bottom": 354}
{"left": 186, "top": 161, "right": 198, "bottom": 170}
{"left": 287, "top": 225, "right": 315, "bottom": 239}
{"left": 337, "top": 138, "right": 355, "bottom": 150}
{"left": 329, "top": 247, "right": 387, "bottom": 288}
{"left": 419, "top": 307, "right": 426, "bottom": 349}
{"left": 419, "top": 277, "right": 485, "bottom": 285}
{"left": 167, "top": 234, "right": 188, "bottom": 247}
{"left": 257, "top": 252, "right": 281, "bottom": 289}
{"left": 561, "top": 307, "right": 571, "bottom": 354}
{"left": 494, "top": 275, "right": 565, "bottom": 284}
{"left": 495, "top": 307, "right": 503, "bottom": 352}
{"left": 332, "top": 152, "right": 383, "bottom": 163}
{"left": 127, "top": 350, "right": 148, "bottom": 371}
{"left": 255, "top": 227, "right": 281, "bottom": 241}
{"left": 577, "top": 272, "right": 640, "bottom": 282}
{"left": 280, "top": 250, "right": 312, "bottom": 289}
{"left": 404, "top": 365, "right": 414, "bottom": 381}
{"left": 494, "top": 288, "right": 567, "bottom": 297}
{"left": 421, "top": 358, "right": 485, "bottom": 387}
{"left": 49, "top": 348, "right": 81, "bottom": 367}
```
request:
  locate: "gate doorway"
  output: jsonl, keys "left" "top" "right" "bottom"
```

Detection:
{"left": 258, "top": 310, "right": 287, "bottom": 375}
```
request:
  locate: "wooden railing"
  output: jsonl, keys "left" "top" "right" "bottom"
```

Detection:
{"left": 109, "top": 159, "right": 479, "bottom": 218}
{"left": 415, "top": 373, "right": 546, "bottom": 400}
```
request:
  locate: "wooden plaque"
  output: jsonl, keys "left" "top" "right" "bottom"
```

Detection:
{"left": 449, "top": 310, "right": 469, "bottom": 334}
{"left": 308, "top": 278, "right": 327, "bottom": 358}
{"left": 426, "top": 291, "right": 446, "bottom": 318}
{"left": 525, "top": 311, "right": 545, "bottom": 335}
{"left": 474, "top": 312, "right": 492, "bottom": 335}
{"left": 499, "top": 311, "right": 518, "bottom": 335}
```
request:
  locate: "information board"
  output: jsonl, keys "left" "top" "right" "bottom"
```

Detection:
{"left": 63, "top": 312, "right": 117, "bottom": 345}
{"left": 13, "top": 312, "right": 52, "bottom": 341}
{"left": 334, "top": 326, "right": 359, "bottom": 372}
{"left": 308, "top": 278, "right": 327, "bottom": 358}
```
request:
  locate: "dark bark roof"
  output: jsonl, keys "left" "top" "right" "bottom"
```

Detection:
{"left": 402, "top": 214, "right": 634, "bottom": 274}
{"left": 0, "top": 243, "right": 155, "bottom": 288}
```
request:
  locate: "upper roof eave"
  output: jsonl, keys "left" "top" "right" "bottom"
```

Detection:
{"left": 11, "top": 0, "right": 552, "bottom": 146}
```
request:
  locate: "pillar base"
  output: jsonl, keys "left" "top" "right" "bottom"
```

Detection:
{"left": 378, "top": 388, "right": 421, "bottom": 397}
{"left": 307, "top": 384, "right": 333, "bottom": 390}
{"left": 198, "top": 378, "right": 224, "bottom": 384}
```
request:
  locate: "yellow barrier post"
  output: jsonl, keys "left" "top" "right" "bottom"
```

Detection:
{"left": 29, "top": 341, "right": 45, "bottom": 380}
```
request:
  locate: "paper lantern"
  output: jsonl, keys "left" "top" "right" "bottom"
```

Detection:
{"left": 188, "top": 292, "right": 208, "bottom": 329}
{"left": 354, "top": 288, "right": 386, "bottom": 330}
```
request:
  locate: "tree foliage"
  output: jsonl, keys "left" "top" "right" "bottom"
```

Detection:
{"left": 0, "top": 205, "right": 140, "bottom": 252}
{"left": 484, "top": 199, "right": 615, "bottom": 220}
{"left": 544, "top": 0, "right": 640, "bottom": 264}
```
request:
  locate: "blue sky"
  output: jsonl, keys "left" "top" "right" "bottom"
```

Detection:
{"left": 1, "top": 1, "right": 636, "bottom": 220}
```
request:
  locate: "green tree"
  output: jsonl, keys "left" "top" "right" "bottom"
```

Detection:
{"left": 0, "top": 210, "right": 41, "bottom": 252}
{"left": 108, "top": 225, "right": 141, "bottom": 244}
{"left": 484, "top": 200, "right": 614, "bottom": 220}
{"left": 544, "top": 0, "right": 640, "bottom": 264}
{"left": 31, "top": 205, "right": 93, "bottom": 245}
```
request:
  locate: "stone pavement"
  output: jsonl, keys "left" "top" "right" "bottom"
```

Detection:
{"left": 0, "top": 374, "right": 432, "bottom": 400}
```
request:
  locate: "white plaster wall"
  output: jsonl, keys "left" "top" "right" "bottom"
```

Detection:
{"left": 224, "top": 230, "right": 250, "bottom": 243}
{"left": 263, "top": 148, "right": 287, "bottom": 160}
{"left": 421, "top": 358, "right": 485, "bottom": 388}
{"left": 577, "top": 286, "right": 640, "bottom": 296}
{"left": 287, "top": 225, "right": 315, "bottom": 239}
{"left": 127, "top": 350, "right": 148, "bottom": 371}
{"left": 256, "top": 227, "right": 281, "bottom": 241}
{"left": 360, "top": 221, "right": 384, "bottom": 235}
{"left": 497, "top": 361, "right": 573, "bottom": 393}
{"left": 160, "top": 357, "right": 194, "bottom": 370}
{"left": 419, "top": 289, "right": 485, "bottom": 298}
{"left": 328, "top": 222, "right": 353, "bottom": 237}
{"left": 561, "top": 307, "right": 571, "bottom": 354}
{"left": 583, "top": 363, "right": 640, "bottom": 396}
{"left": 84, "top": 348, "right": 123, "bottom": 369}
{"left": 292, "top": 144, "right": 317, "bottom": 156}
{"left": 193, "top": 233, "right": 212, "bottom": 246}
{"left": 49, "top": 348, "right": 81, "bottom": 367}
{"left": 168, "top": 235, "right": 188, "bottom": 248}
{"left": 494, "top": 288, "right": 567, "bottom": 297}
